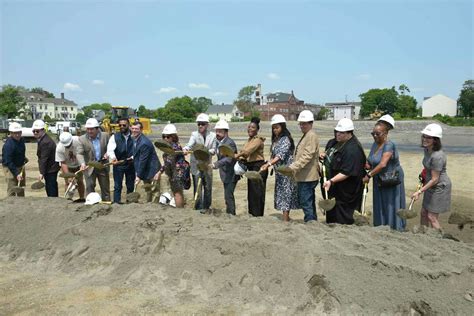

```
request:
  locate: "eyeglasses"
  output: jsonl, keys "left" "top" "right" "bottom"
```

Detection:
{"left": 33, "top": 129, "right": 41, "bottom": 134}
{"left": 422, "top": 135, "right": 433, "bottom": 140}
{"left": 162, "top": 135, "right": 172, "bottom": 139}
{"left": 119, "top": 124, "right": 128, "bottom": 127}
{"left": 371, "top": 132, "right": 384, "bottom": 137}
{"left": 197, "top": 122, "right": 207, "bottom": 127}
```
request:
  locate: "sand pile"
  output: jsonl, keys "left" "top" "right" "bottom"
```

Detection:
{"left": 1, "top": 197, "right": 473, "bottom": 314}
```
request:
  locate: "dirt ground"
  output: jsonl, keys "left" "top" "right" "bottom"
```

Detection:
{"left": 1, "top": 123, "right": 473, "bottom": 314}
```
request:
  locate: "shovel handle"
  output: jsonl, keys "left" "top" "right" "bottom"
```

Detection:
{"left": 322, "top": 164, "right": 330, "bottom": 200}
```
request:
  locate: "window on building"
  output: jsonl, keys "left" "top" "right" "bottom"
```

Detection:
{"left": 71, "top": 107, "right": 73, "bottom": 111}
{"left": 39, "top": 105, "right": 42, "bottom": 110}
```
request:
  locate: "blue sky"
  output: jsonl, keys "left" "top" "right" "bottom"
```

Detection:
{"left": 1, "top": 0, "right": 472, "bottom": 109}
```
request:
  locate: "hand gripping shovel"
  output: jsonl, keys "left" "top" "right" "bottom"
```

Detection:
{"left": 354, "top": 182, "right": 370, "bottom": 225}
{"left": 126, "top": 181, "right": 141, "bottom": 203}
{"left": 10, "top": 165, "right": 26, "bottom": 196}
{"left": 397, "top": 180, "right": 422, "bottom": 220}
{"left": 318, "top": 164, "right": 336, "bottom": 213}
{"left": 64, "top": 170, "right": 83, "bottom": 199}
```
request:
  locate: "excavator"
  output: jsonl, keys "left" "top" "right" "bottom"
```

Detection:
{"left": 94, "top": 106, "right": 152, "bottom": 135}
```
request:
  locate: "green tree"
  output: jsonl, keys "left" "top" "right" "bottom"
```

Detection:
{"left": 316, "top": 108, "right": 330, "bottom": 120}
{"left": 396, "top": 94, "right": 418, "bottom": 118}
{"left": 43, "top": 114, "right": 53, "bottom": 122}
{"left": 137, "top": 104, "right": 155, "bottom": 118}
{"left": 192, "top": 97, "right": 212, "bottom": 113}
{"left": 82, "top": 103, "right": 112, "bottom": 118}
{"left": 458, "top": 80, "right": 474, "bottom": 118}
{"left": 154, "top": 96, "right": 199, "bottom": 122}
{"left": 76, "top": 113, "right": 87, "bottom": 124}
{"left": 0, "top": 85, "right": 26, "bottom": 118}
{"left": 30, "top": 87, "right": 55, "bottom": 98}
{"left": 233, "top": 85, "right": 257, "bottom": 113}
{"left": 360, "top": 87, "right": 398, "bottom": 117}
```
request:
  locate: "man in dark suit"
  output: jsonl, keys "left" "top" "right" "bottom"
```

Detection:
{"left": 211, "top": 120, "right": 239, "bottom": 215}
{"left": 131, "top": 121, "right": 161, "bottom": 202}
{"left": 33, "top": 119, "right": 60, "bottom": 197}
{"left": 77, "top": 118, "right": 111, "bottom": 201}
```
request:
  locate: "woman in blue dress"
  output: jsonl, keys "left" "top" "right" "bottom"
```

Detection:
{"left": 363, "top": 115, "right": 406, "bottom": 231}
{"left": 260, "top": 114, "right": 298, "bottom": 221}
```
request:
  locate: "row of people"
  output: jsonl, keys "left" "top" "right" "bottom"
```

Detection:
{"left": 1, "top": 113, "right": 451, "bottom": 231}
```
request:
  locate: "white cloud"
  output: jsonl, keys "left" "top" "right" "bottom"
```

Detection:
{"left": 63, "top": 82, "right": 82, "bottom": 91}
{"left": 267, "top": 73, "right": 280, "bottom": 80}
{"left": 144, "top": 74, "right": 150, "bottom": 79}
{"left": 189, "top": 83, "right": 210, "bottom": 89}
{"left": 212, "top": 91, "right": 228, "bottom": 97}
{"left": 355, "top": 73, "right": 371, "bottom": 80}
{"left": 92, "top": 79, "right": 104, "bottom": 85}
{"left": 154, "top": 87, "right": 179, "bottom": 94}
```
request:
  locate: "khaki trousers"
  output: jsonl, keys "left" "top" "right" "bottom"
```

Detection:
{"left": 3, "top": 167, "right": 26, "bottom": 197}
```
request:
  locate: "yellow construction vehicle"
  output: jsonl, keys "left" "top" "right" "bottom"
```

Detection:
{"left": 100, "top": 106, "right": 152, "bottom": 135}
{"left": 370, "top": 110, "right": 383, "bottom": 120}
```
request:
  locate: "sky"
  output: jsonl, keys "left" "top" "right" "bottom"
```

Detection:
{"left": 1, "top": 0, "right": 472, "bottom": 109}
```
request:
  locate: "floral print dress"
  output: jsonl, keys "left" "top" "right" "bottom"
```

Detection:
{"left": 160, "top": 142, "right": 191, "bottom": 192}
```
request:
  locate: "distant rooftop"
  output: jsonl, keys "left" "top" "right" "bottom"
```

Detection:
{"left": 21, "top": 92, "right": 77, "bottom": 106}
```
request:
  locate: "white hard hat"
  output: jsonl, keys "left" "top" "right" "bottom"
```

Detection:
{"left": 214, "top": 119, "right": 229, "bottom": 130}
{"left": 32, "top": 120, "right": 45, "bottom": 130}
{"left": 59, "top": 132, "right": 73, "bottom": 147}
{"left": 297, "top": 110, "right": 314, "bottom": 122}
{"left": 378, "top": 114, "right": 395, "bottom": 129}
{"left": 85, "top": 118, "right": 100, "bottom": 128}
{"left": 162, "top": 124, "right": 177, "bottom": 135}
{"left": 271, "top": 114, "right": 286, "bottom": 125}
{"left": 84, "top": 192, "right": 102, "bottom": 205}
{"left": 159, "top": 192, "right": 173, "bottom": 205}
{"left": 335, "top": 118, "right": 354, "bottom": 132}
{"left": 169, "top": 197, "right": 176, "bottom": 208}
{"left": 8, "top": 122, "right": 22, "bottom": 132}
{"left": 196, "top": 113, "right": 209, "bottom": 123}
{"left": 421, "top": 123, "right": 443, "bottom": 138}
{"left": 233, "top": 161, "right": 247, "bottom": 176}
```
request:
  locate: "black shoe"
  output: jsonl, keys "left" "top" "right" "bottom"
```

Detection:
{"left": 73, "top": 198, "right": 86, "bottom": 203}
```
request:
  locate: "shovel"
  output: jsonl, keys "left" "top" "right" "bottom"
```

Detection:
{"left": 218, "top": 144, "right": 235, "bottom": 158}
{"left": 126, "top": 181, "right": 141, "bottom": 203}
{"left": 318, "top": 164, "right": 336, "bottom": 213}
{"left": 154, "top": 140, "right": 191, "bottom": 155}
{"left": 194, "top": 176, "right": 203, "bottom": 210}
{"left": 64, "top": 170, "right": 83, "bottom": 199}
{"left": 31, "top": 180, "right": 45, "bottom": 190}
{"left": 87, "top": 159, "right": 114, "bottom": 170}
{"left": 244, "top": 170, "right": 264, "bottom": 182}
{"left": 275, "top": 165, "right": 294, "bottom": 177}
{"left": 397, "top": 181, "right": 422, "bottom": 220}
{"left": 10, "top": 165, "right": 26, "bottom": 196}
{"left": 193, "top": 145, "right": 210, "bottom": 161}
{"left": 354, "top": 182, "right": 370, "bottom": 225}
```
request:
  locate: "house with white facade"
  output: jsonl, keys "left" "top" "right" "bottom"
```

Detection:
{"left": 207, "top": 104, "right": 243, "bottom": 121}
{"left": 422, "top": 94, "right": 457, "bottom": 117}
{"left": 324, "top": 102, "right": 361, "bottom": 120}
{"left": 21, "top": 92, "right": 79, "bottom": 120}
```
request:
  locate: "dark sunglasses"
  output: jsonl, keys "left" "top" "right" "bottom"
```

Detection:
{"left": 197, "top": 122, "right": 207, "bottom": 126}
{"left": 162, "top": 135, "right": 172, "bottom": 139}
{"left": 33, "top": 129, "right": 42, "bottom": 134}
{"left": 422, "top": 135, "right": 433, "bottom": 139}
{"left": 371, "top": 132, "right": 384, "bottom": 137}
{"left": 119, "top": 124, "right": 128, "bottom": 127}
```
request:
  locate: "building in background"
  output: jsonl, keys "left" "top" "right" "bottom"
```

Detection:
{"left": 207, "top": 104, "right": 243, "bottom": 121}
{"left": 422, "top": 94, "right": 457, "bottom": 117}
{"left": 324, "top": 102, "right": 361, "bottom": 120}
{"left": 20, "top": 92, "right": 79, "bottom": 120}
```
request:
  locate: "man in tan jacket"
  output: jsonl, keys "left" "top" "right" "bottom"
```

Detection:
{"left": 289, "top": 110, "right": 320, "bottom": 222}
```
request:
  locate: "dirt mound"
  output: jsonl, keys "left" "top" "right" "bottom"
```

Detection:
{"left": 1, "top": 197, "right": 473, "bottom": 314}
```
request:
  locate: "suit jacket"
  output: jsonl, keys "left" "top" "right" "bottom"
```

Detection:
{"left": 290, "top": 129, "right": 320, "bottom": 182}
{"left": 214, "top": 136, "right": 238, "bottom": 184}
{"left": 133, "top": 134, "right": 160, "bottom": 181}
{"left": 76, "top": 132, "right": 110, "bottom": 176}
{"left": 37, "top": 133, "right": 60, "bottom": 175}
{"left": 183, "top": 130, "right": 217, "bottom": 175}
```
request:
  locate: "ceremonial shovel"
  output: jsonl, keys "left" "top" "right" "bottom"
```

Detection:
{"left": 218, "top": 144, "right": 234, "bottom": 158}
{"left": 397, "top": 180, "right": 422, "bottom": 220}
{"left": 126, "top": 181, "right": 141, "bottom": 203}
{"left": 10, "top": 165, "right": 26, "bottom": 196}
{"left": 318, "top": 165, "right": 336, "bottom": 213}
{"left": 354, "top": 182, "right": 370, "bottom": 225}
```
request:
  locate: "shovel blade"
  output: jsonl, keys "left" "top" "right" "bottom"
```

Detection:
{"left": 126, "top": 192, "right": 141, "bottom": 203}
{"left": 218, "top": 145, "right": 234, "bottom": 158}
{"left": 354, "top": 211, "right": 370, "bottom": 226}
{"left": 318, "top": 198, "right": 336, "bottom": 211}
{"left": 275, "top": 166, "right": 294, "bottom": 177}
{"left": 31, "top": 181, "right": 45, "bottom": 190}
{"left": 10, "top": 187, "right": 25, "bottom": 195}
{"left": 244, "top": 171, "right": 263, "bottom": 182}
{"left": 87, "top": 161, "right": 105, "bottom": 170}
{"left": 59, "top": 172, "right": 76, "bottom": 178}
{"left": 397, "top": 209, "right": 417, "bottom": 219}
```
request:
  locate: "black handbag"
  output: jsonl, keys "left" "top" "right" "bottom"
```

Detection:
{"left": 377, "top": 169, "right": 401, "bottom": 187}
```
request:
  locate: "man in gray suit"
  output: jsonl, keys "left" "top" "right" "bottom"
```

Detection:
{"left": 211, "top": 119, "right": 239, "bottom": 215}
{"left": 77, "top": 118, "right": 111, "bottom": 201}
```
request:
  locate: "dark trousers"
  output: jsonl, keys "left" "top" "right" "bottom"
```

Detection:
{"left": 223, "top": 180, "right": 238, "bottom": 215}
{"left": 193, "top": 171, "right": 212, "bottom": 210}
{"left": 246, "top": 161, "right": 268, "bottom": 217}
{"left": 113, "top": 165, "right": 135, "bottom": 203}
{"left": 44, "top": 171, "right": 59, "bottom": 197}
{"left": 297, "top": 181, "right": 318, "bottom": 222}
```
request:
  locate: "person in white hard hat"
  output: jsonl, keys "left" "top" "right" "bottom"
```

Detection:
{"left": 183, "top": 113, "right": 217, "bottom": 211}
{"left": 363, "top": 114, "right": 406, "bottom": 231}
{"left": 2, "top": 122, "right": 27, "bottom": 196}
{"left": 55, "top": 132, "right": 85, "bottom": 202}
{"left": 106, "top": 117, "right": 135, "bottom": 204}
{"left": 261, "top": 114, "right": 298, "bottom": 222}
{"left": 77, "top": 117, "right": 111, "bottom": 201}
{"left": 411, "top": 123, "right": 451, "bottom": 230}
{"left": 211, "top": 119, "right": 239, "bottom": 215}
{"left": 32, "top": 119, "right": 60, "bottom": 197}
{"left": 287, "top": 110, "right": 320, "bottom": 222}
{"left": 155, "top": 124, "right": 189, "bottom": 208}
{"left": 235, "top": 117, "right": 268, "bottom": 217}
{"left": 322, "top": 118, "right": 366, "bottom": 225}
